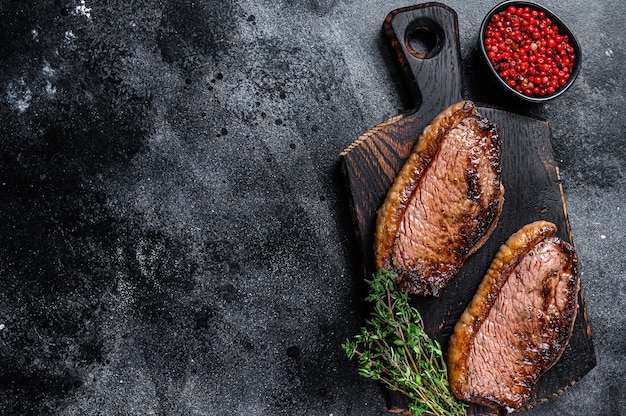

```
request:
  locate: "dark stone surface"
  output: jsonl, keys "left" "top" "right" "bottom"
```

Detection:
{"left": 0, "top": 1, "right": 623, "bottom": 415}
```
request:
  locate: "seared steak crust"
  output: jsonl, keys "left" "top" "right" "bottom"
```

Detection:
{"left": 374, "top": 100, "right": 504, "bottom": 295}
{"left": 447, "top": 221, "right": 580, "bottom": 412}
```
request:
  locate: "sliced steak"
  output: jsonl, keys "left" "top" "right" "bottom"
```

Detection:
{"left": 374, "top": 100, "right": 504, "bottom": 296}
{"left": 447, "top": 221, "right": 580, "bottom": 412}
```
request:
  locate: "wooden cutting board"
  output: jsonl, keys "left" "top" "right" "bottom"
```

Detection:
{"left": 339, "top": 4, "right": 596, "bottom": 415}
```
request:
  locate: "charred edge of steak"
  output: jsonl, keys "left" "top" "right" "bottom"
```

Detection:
{"left": 447, "top": 221, "right": 580, "bottom": 411}
{"left": 464, "top": 116, "right": 504, "bottom": 262}
{"left": 374, "top": 100, "right": 504, "bottom": 296}
{"left": 394, "top": 262, "right": 461, "bottom": 296}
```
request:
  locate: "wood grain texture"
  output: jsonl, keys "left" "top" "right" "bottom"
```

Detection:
{"left": 340, "top": 3, "right": 595, "bottom": 415}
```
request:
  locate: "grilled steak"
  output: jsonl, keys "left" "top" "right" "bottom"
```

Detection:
{"left": 447, "top": 221, "right": 580, "bottom": 412}
{"left": 374, "top": 100, "right": 504, "bottom": 296}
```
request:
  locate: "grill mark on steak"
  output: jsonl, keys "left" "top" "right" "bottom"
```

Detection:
{"left": 374, "top": 100, "right": 504, "bottom": 296}
{"left": 466, "top": 166, "right": 481, "bottom": 201}
{"left": 447, "top": 221, "right": 580, "bottom": 412}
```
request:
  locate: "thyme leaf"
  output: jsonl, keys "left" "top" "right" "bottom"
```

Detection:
{"left": 342, "top": 269, "right": 466, "bottom": 416}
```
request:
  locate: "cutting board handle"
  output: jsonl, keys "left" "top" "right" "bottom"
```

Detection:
{"left": 383, "top": 3, "right": 464, "bottom": 113}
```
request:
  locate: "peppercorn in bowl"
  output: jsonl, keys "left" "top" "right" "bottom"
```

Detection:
{"left": 479, "top": 0, "right": 581, "bottom": 103}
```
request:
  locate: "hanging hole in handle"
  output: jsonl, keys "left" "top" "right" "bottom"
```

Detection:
{"left": 405, "top": 18, "right": 444, "bottom": 59}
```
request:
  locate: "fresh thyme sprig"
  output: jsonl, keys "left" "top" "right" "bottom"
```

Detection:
{"left": 342, "top": 269, "right": 466, "bottom": 416}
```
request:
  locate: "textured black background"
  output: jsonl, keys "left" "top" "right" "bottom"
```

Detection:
{"left": 0, "top": 1, "right": 624, "bottom": 415}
